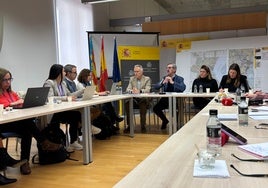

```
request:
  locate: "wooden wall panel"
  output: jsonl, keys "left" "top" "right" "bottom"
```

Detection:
{"left": 142, "top": 12, "right": 267, "bottom": 35}
{"left": 160, "top": 20, "right": 180, "bottom": 35}
{"left": 197, "top": 16, "right": 220, "bottom": 32}
{"left": 220, "top": 14, "right": 245, "bottom": 30}
{"left": 142, "top": 22, "right": 160, "bottom": 33}
{"left": 244, "top": 12, "right": 267, "bottom": 28}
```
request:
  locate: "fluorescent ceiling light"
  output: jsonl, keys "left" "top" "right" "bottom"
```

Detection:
{"left": 82, "top": 0, "right": 120, "bottom": 4}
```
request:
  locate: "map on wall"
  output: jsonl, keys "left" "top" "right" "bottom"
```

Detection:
{"left": 190, "top": 50, "right": 228, "bottom": 87}
{"left": 229, "top": 49, "right": 254, "bottom": 89}
{"left": 189, "top": 48, "right": 255, "bottom": 90}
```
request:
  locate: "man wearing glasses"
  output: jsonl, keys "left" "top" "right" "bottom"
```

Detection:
{"left": 64, "top": 64, "right": 79, "bottom": 94}
{"left": 124, "top": 64, "right": 151, "bottom": 133}
{"left": 153, "top": 63, "right": 186, "bottom": 130}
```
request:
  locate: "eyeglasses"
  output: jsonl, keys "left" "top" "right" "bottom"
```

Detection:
{"left": 255, "top": 123, "right": 268, "bottom": 130}
{"left": 166, "top": 66, "right": 173, "bottom": 69}
{"left": 230, "top": 164, "right": 268, "bottom": 177}
{"left": 231, "top": 153, "right": 267, "bottom": 162}
{"left": 1, "top": 78, "right": 13, "bottom": 82}
{"left": 230, "top": 154, "right": 268, "bottom": 177}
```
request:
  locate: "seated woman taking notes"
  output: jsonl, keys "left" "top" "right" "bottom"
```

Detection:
{"left": 219, "top": 63, "right": 250, "bottom": 93}
{"left": 43, "top": 64, "right": 102, "bottom": 151}
{"left": 0, "top": 67, "right": 41, "bottom": 175}
{"left": 77, "top": 69, "right": 123, "bottom": 129}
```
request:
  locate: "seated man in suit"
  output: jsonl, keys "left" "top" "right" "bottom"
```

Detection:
{"left": 63, "top": 64, "right": 101, "bottom": 136}
{"left": 154, "top": 63, "right": 186, "bottom": 129}
{"left": 124, "top": 65, "right": 151, "bottom": 133}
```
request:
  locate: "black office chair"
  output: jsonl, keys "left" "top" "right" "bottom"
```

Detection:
{"left": 1, "top": 132, "right": 22, "bottom": 177}
{"left": 1, "top": 132, "right": 21, "bottom": 153}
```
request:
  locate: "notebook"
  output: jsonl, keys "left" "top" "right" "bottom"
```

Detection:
{"left": 81, "top": 85, "right": 96, "bottom": 100}
{"left": 16, "top": 87, "right": 50, "bottom": 109}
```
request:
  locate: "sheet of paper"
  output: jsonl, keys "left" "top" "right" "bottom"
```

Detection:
{"left": 252, "top": 106, "right": 268, "bottom": 111}
{"left": 193, "top": 160, "right": 230, "bottom": 178}
{"left": 249, "top": 111, "right": 268, "bottom": 116}
{"left": 217, "top": 114, "right": 238, "bottom": 121}
{"left": 249, "top": 115, "right": 268, "bottom": 120}
{"left": 238, "top": 142, "right": 268, "bottom": 159}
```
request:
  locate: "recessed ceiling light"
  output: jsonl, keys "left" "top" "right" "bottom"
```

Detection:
{"left": 82, "top": 0, "right": 120, "bottom": 4}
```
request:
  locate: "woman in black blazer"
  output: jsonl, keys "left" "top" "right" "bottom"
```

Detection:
{"left": 219, "top": 63, "right": 250, "bottom": 93}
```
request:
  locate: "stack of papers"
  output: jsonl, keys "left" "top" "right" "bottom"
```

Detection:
{"left": 238, "top": 142, "right": 268, "bottom": 159}
{"left": 249, "top": 106, "right": 268, "bottom": 120}
{"left": 193, "top": 160, "right": 230, "bottom": 178}
{"left": 217, "top": 114, "right": 238, "bottom": 121}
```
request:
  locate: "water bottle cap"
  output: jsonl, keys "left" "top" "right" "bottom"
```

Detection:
{"left": 241, "top": 96, "right": 246, "bottom": 100}
{"left": 209, "top": 109, "right": 218, "bottom": 115}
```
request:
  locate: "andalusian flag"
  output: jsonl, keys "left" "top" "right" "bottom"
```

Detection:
{"left": 88, "top": 36, "right": 98, "bottom": 88}
{"left": 99, "top": 36, "right": 108, "bottom": 92}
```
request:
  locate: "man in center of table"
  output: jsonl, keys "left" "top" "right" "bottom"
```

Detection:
{"left": 153, "top": 63, "right": 186, "bottom": 129}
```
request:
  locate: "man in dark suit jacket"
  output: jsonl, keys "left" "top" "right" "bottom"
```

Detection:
{"left": 154, "top": 63, "right": 186, "bottom": 129}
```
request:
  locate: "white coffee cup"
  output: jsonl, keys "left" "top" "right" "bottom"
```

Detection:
{"left": 67, "top": 96, "right": 72, "bottom": 102}
{"left": 224, "top": 88, "right": 229, "bottom": 93}
{"left": 0, "top": 104, "right": 4, "bottom": 117}
{"left": 206, "top": 88, "right": 210, "bottom": 94}
{"left": 48, "top": 97, "right": 54, "bottom": 105}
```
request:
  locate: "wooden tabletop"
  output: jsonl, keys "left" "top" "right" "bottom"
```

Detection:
{"left": 114, "top": 99, "right": 268, "bottom": 188}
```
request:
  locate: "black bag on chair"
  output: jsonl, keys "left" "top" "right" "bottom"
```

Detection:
{"left": 32, "top": 123, "right": 73, "bottom": 165}
{"left": 92, "top": 113, "right": 113, "bottom": 140}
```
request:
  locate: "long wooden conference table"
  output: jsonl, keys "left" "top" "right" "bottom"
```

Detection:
{"left": 0, "top": 92, "right": 217, "bottom": 165}
{"left": 114, "top": 98, "right": 268, "bottom": 188}
{"left": 0, "top": 95, "right": 132, "bottom": 165}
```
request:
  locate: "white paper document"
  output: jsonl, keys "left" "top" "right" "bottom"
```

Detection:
{"left": 238, "top": 142, "right": 268, "bottom": 159}
{"left": 249, "top": 108, "right": 268, "bottom": 120}
{"left": 251, "top": 106, "right": 268, "bottom": 111}
{"left": 193, "top": 160, "right": 230, "bottom": 178}
{"left": 217, "top": 114, "right": 238, "bottom": 121}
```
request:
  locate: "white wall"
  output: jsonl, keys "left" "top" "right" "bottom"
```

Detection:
{"left": 0, "top": 0, "right": 56, "bottom": 91}
{"left": 56, "top": 0, "right": 94, "bottom": 72}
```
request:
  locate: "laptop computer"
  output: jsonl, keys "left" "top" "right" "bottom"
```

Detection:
{"left": 81, "top": 85, "right": 96, "bottom": 100}
{"left": 17, "top": 87, "right": 50, "bottom": 108}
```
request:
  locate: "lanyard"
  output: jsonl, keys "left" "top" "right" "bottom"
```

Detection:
{"left": 57, "top": 84, "right": 64, "bottom": 96}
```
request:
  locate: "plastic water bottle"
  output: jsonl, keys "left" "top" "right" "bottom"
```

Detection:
{"left": 194, "top": 85, "right": 197, "bottom": 93}
{"left": 116, "top": 86, "right": 122, "bottom": 95}
{"left": 206, "top": 109, "right": 222, "bottom": 156}
{"left": 238, "top": 96, "right": 248, "bottom": 126}
{"left": 236, "top": 88, "right": 241, "bottom": 104}
{"left": 199, "top": 85, "right": 203, "bottom": 93}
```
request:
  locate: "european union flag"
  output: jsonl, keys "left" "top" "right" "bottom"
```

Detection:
{"left": 112, "top": 37, "right": 121, "bottom": 83}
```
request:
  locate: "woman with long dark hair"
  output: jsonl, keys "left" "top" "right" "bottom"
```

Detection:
{"left": 192, "top": 65, "right": 218, "bottom": 109}
{"left": 219, "top": 63, "right": 250, "bottom": 93}
{"left": 43, "top": 64, "right": 83, "bottom": 151}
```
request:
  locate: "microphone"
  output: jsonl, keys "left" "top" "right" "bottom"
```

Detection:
{"left": 160, "top": 76, "right": 166, "bottom": 86}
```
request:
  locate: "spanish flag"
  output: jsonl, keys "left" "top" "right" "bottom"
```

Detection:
{"left": 99, "top": 36, "right": 108, "bottom": 92}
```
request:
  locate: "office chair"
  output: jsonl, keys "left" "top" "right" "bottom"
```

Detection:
{"left": 1, "top": 132, "right": 22, "bottom": 177}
